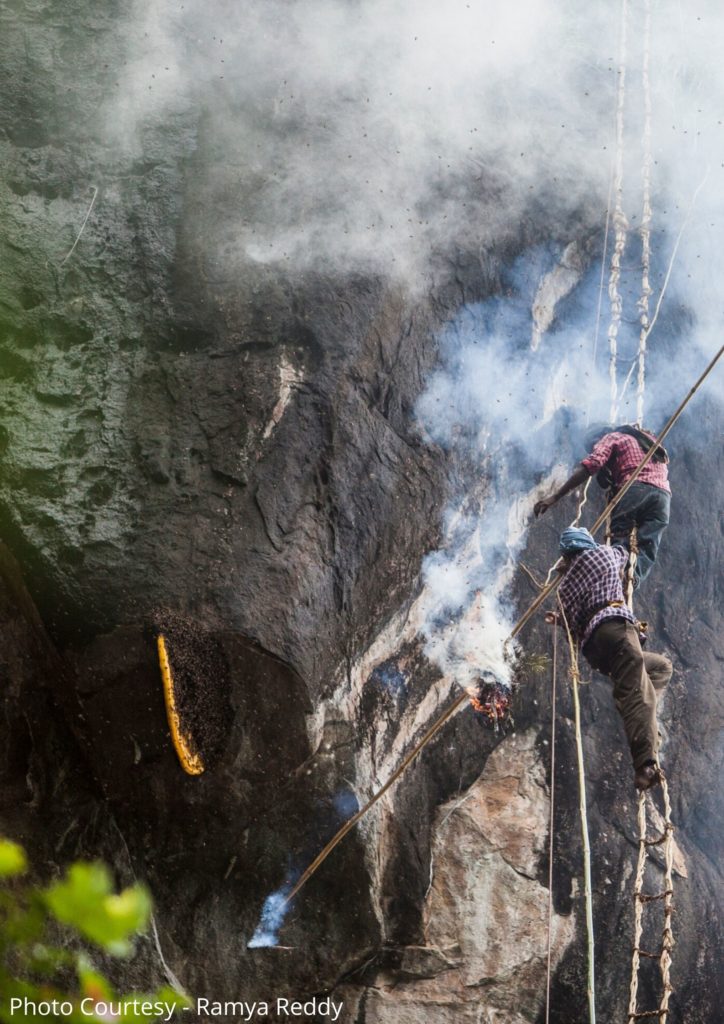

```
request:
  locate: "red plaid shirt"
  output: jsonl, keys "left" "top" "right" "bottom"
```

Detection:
{"left": 581, "top": 431, "right": 670, "bottom": 494}
{"left": 558, "top": 544, "right": 636, "bottom": 648}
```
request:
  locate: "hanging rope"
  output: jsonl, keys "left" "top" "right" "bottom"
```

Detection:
{"left": 591, "top": 170, "right": 614, "bottom": 385}
{"left": 659, "top": 775, "right": 676, "bottom": 1021}
{"left": 625, "top": 526, "right": 638, "bottom": 608}
{"left": 544, "top": 622, "right": 558, "bottom": 1024}
{"left": 59, "top": 186, "right": 98, "bottom": 266}
{"left": 616, "top": 164, "right": 710, "bottom": 414}
{"left": 558, "top": 598, "right": 597, "bottom": 1024}
{"left": 636, "top": 0, "right": 653, "bottom": 426}
{"left": 627, "top": 777, "right": 676, "bottom": 1022}
{"left": 607, "top": 0, "right": 655, "bottom": 425}
{"left": 279, "top": 344, "right": 723, "bottom": 909}
{"left": 515, "top": 506, "right": 655, "bottom": 1024}
{"left": 628, "top": 792, "right": 648, "bottom": 1017}
{"left": 542, "top": 478, "right": 592, "bottom": 590}
{"left": 571, "top": 477, "right": 591, "bottom": 528}
{"left": 532, "top": 480, "right": 599, "bottom": 1024}
{"left": 608, "top": 0, "right": 629, "bottom": 422}
{"left": 605, "top": 492, "right": 614, "bottom": 547}
{"left": 591, "top": 149, "right": 616, "bottom": 387}
{"left": 641, "top": 167, "right": 710, "bottom": 346}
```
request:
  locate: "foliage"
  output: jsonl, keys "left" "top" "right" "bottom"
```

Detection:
{"left": 44, "top": 863, "right": 152, "bottom": 957}
{"left": 0, "top": 838, "right": 188, "bottom": 1023}
{"left": 514, "top": 650, "right": 552, "bottom": 680}
{"left": 0, "top": 841, "right": 27, "bottom": 879}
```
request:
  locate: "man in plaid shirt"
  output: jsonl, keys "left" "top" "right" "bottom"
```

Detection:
{"left": 549, "top": 527, "right": 672, "bottom": 791}
{"left": 534, "top": 424, "right": 671, "bottom": 585}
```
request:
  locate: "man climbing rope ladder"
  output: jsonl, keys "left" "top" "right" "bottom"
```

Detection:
{"left": 534, "top": 424, "right": 670, "bottom": 586}
{"left": 547, "top": 527, "right": 672, "bottom": 791}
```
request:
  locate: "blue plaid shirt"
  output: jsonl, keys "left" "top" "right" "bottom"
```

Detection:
{"left": 558, "top": 544, "right": 635, "bottom": 647}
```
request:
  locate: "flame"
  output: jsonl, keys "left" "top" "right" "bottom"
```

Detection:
{"left": 468, "top": 678, "right": 512, "bottom": 725}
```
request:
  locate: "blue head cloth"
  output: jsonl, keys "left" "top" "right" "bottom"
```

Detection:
{"left": 559, "top": 527, "right": 597, "bottom": 555}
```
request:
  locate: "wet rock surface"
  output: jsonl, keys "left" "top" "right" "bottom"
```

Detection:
{"left": 0, "top": 4, "right": 722, "bottom": 1024}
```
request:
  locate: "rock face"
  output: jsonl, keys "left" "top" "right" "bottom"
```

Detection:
{"left": 335, "top": 732, "right": 575, "bottom": 1024}
{"left": 0, "top": 4, "right": 722, "bottom": 1024}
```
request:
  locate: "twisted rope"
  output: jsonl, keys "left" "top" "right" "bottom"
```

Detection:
{"left": 658, "top": 775, "right": 675, "bottom": 1022}
{"left": 60, "top": 186, "right": 98, "bottom": 266}
{"left": 636, "top": 0, "right": 653, "bottom": 426}
{"left": 542, "top": 478, "right": 593, "bottom": 590}
{"left": 625, "top": 526, "right": 638, "bottom": 609}
{"left": 608, "top": 0, "right": 629, "bottom": 422}
{"left": 544, "top": 623, "right": 558, "bottom": 1024}
{"left": 617, "top": 166, "right": 709, "bottom": 413}
{"left": 558, "top": 598, "right": 596, "bottom": 1024}
{"left": 628, "top": 777, "right": 676, "bottom": 1023}
{"left": 628, "top": 792, "right": 648, "bottom": 1018}
{"left": 592, "top": 142, "right": 617, "bottom": 387}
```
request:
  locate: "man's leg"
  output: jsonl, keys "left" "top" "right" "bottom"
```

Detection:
{"left": 644, "top": 650, "right": 673, "bottom": 696}
{"left": 609, "top": 484, "right": 648, "bottom": 586}
{"left": 644, "top": 650, "right": 673, "bottom": 761}
{"left": 584, "top": 620, "right": 659, "bottom": 770}
{"left": 633, "top": 490, "right": 671, "bottom": 585}
{"left": 609, "top": 484, "right": 644, "bottom": 546}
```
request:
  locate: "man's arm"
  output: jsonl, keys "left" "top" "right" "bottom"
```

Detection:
{"left": 533, "top": 463, "right": 591, "bottom": 517}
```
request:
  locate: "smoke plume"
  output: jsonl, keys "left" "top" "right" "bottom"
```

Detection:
{"left": 101, "top": 1, "right": 724, "bottom": 300}
{"left": 102, "top": 0, "right": 724, "bottom": 677}
{"left": 248, "top": 885, "right": 293, "bottom": 948}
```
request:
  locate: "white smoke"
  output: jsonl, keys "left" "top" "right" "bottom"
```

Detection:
{"left": 247, "top": 885, "right": 292, "bottom": 948}
{"left": 101, "top": 0, "right": 724, "bottom": 680}
{"left": 99, "top": 1, "right": 724, "bottom": 302}
{"left": 414, "top": 270, "right": 590, "bottom": 685}
{"left": 99, "top": 1, "right": 611, "bottom": 282}
{"left": 414, "top": 217, "right": 720, "bottom": 686}
{"left": 93, "top": 1, "right": 724, "bottom": 413}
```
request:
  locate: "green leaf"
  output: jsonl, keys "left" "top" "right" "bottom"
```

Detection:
{"left": 44, "top": 863, "right": 152, "bottom": 955}
{"left": 0, "top": 840, "right": 27, "bottom": 878}
{"left": 0, "top": 894, "right": 46, "bottom": 947}
{"left": 27, "top": 942, "right": 74, "bottom": 976}
{"left": 156, "top": 985, "right": 190, "bottom": 1008}
{"left": 76, "top": 954, "right": 113, "bottom": 1002}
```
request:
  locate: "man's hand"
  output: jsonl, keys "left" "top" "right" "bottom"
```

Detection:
{"left": 534, "top": 496, "right": 556, "bottom": 517}
{"left": 533, "top": 465, "right": 590, "bottom": 517}
{"left": 545, "top": 611, "right": 560, "bottom": 626}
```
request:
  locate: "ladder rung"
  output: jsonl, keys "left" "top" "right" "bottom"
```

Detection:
{"left": 643, "top": 825, "right": 674, "bottom": 846}
{"left": 635, "top": 890, "right": 673, "bottom": 903}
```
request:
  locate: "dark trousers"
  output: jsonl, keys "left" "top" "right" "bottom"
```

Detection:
{"left": 583, "top": 619, "right": 672, "bottom": 770}
{"left": 609, "top": 481, "right": 670, "bottom": 585}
